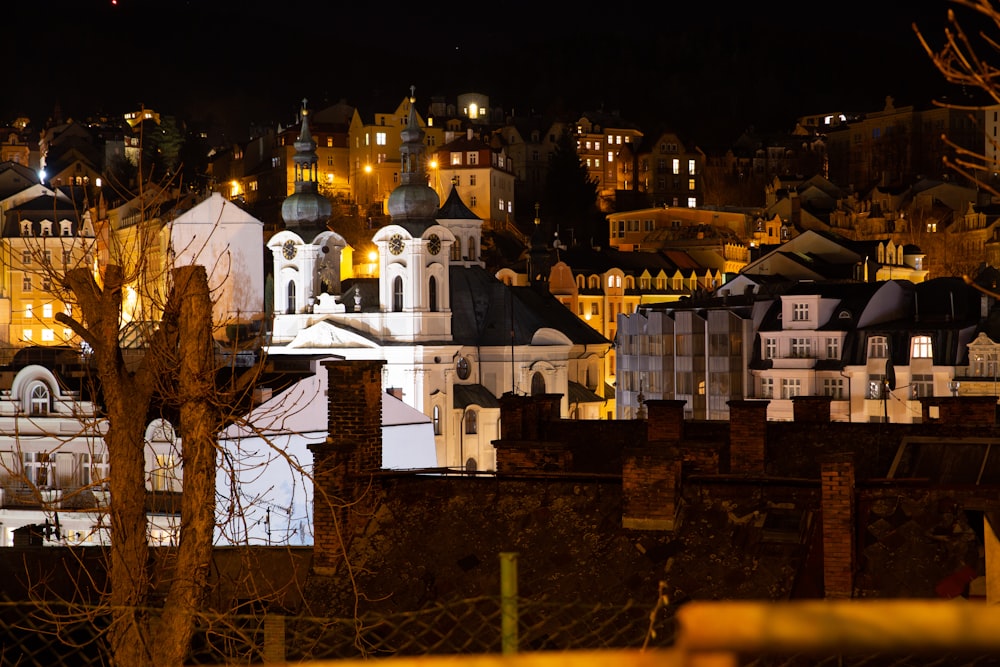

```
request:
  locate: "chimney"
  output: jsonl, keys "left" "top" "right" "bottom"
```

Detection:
{"left": 792, "top": 395, "right": 833, "bottom": 424}
{"left": 622, "top": 444, "right": 682, "bottom": 531}
{"left": 820, "top": 453, "right": 855, "bottom": 599}
{"left": 727, "top": 400, "right": 769, "bottom": 474}
{"left": 310, "top": 359, "right": 384, "bottom": 573}
{"left": 621, "top": 399, "right": 686, "bottom": 530}
{"left": 645, "top": 399, "right": 686, "bottom": 443}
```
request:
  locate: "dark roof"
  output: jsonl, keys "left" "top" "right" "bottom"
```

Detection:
{"left": 449, "top": 266, "right": 609, "bottom": 347}
{"left": 453, "top": 383, "right": 499, "bottom": 409}
{"left": 567, "top": 381, "right": 604, "bottom": 404}
{"left": 437, "top": 186, "right": 478, "bottom": 220}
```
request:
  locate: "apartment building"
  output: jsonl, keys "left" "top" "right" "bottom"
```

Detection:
{"left": 617, "top": 275, "right": 990, "bottom": 424}
{"left": 429, "top": 128, "right": 515, "bottom": 232}
{"left": 0, "top": 356, "right": 180, "bottom": 546}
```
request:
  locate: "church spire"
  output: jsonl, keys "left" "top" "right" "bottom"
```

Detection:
{"left": 386, "top": 87, "right": 440, "bottom": 232}
{"left": 281, "top": 98, "right": 332, "bottom": 231}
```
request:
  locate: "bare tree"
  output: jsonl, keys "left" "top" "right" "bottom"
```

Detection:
{"left": 914, "top": 0, "right": 1000, "bottom": 196}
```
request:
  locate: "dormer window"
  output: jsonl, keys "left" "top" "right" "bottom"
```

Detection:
{"left": 60, "top": 220, "right": 72, "bottom": 237}
{"left": 20, "top": 221, "right": 31, "bottom": 236}
{"left": 911, "top": 335, "right": 933, "bottom": 359}
{"left": 868, "top": 336, "right": 888, "bottom": 359}
{"left": 28, "top": 381, "right": 51, "bottom": 416}
{"left": 40, "top": 220, "right": 52, "bottom": 236}
{"left": 792, "top": 302, "right": 810, "bottom": 321}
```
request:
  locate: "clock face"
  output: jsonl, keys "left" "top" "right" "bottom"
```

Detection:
{"left": 388, "top": 234, "right": 404, "bottom": 256}
{"left": 282, "top": 239, "right": 297, "bottom": 260}
{"left": 427, "top": 234, "right": 441, "bottom": 256}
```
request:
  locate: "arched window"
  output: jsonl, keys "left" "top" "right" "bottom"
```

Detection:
{"left": 393, "top": 276, "right": 404, "bottom": 312}
{"left": 286, "top": 280, "right": 296, "bottom": 314}
{"left": 432, "top": 405, "right": 442, "bottom": 435}
{"left": 29, "top": 382, "right": 50, "bottom": 416}
{"left": 451, "top": 238, "right": 462, "bottom": 261}
{"left": 429, "top": 276, "right": 438, "bottom": 312}
{"left": 464, "top": 409, "right": 478, "bottom": 434}
{"left": 531, "top": 372, "right": 546, "bottom": 396}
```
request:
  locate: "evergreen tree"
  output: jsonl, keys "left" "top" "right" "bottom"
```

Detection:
{"left": 540, "top": 130, "right": 603, "bottom": 247}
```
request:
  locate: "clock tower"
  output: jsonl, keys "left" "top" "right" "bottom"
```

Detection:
{"left": 371, "top": 89, "right": 454, "bottom": 341}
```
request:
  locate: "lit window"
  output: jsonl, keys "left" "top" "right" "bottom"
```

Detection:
{"left": 42, "top": 304, "right": 52, "bottom": 318}
{"left": 688, "top": 159, "right": 696, "bottom": 174}
{"left": 22, "top": 329, "right": 32, "bottom": 341}
{"left": 451, "top": 153, "right": 462, "bottom": 165}
{"left": 687, "top": 197, "right": 697, "bottom": 208}
{"left": 911, "top": 335, "right": 933, "bottom": 359}
{"left": 868, "top": 336, "right": 888, "bottom": 359}
{"left": 688, "top": 178, "right": 695, "bottom": 190}
{"left": 63, "top": 328, "right": 72, "bottom": 339}
{"left": 376, "top": 132, "right": 386, "bottom": 146}
{"left": 41, "top": 329, "right": 54, "bottom": 342}
{"left": 867, "top": 374, "right": 885, "bottom": 399}
{"left": 24, "top": 304, "right": 32, "bottom": 319}
{"left": 672, "top": 159, "right": 680, "bottom": 175}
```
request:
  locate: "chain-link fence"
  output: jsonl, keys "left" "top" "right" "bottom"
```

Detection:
{"left": 4, "top": 597, "right": 1000, "bottom": 665}
{"left": 0, "top": 593, "right": 675, "bottom": 665}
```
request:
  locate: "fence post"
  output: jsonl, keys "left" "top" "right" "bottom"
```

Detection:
{"left": 263, "top": 614, "right": 285, "bottom": 663}
{"left": 500, "top": 552, "right": 519, "bottom": 654}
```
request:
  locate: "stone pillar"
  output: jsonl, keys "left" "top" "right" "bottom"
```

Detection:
{"left": 727, "top": 400, "right": 769, "bottom": 474}
{"left": 821, "top": 453, "right": 855, "bottom": 599}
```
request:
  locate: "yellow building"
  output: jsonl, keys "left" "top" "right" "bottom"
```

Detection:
{"left": 2, "top": 192, "right": 97, "bottom": 346}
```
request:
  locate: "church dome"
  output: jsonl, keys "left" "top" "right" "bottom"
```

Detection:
{"left": 387, "top": 182, "right": 439, "bottom": 221}
{"left": 385, "top": 90, "right": 439, "bottom": 230}
{"left": 282, "top": 191, "right": 332, "bottom": 229}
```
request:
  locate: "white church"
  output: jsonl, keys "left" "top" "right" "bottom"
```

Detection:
{"left": 264, "top": 94, "right": 610, "bottom": 472}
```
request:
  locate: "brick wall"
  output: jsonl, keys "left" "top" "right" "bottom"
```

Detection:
{"left": 728, "top": 400, "right": 769, "bottom": 475}
{"left": 792, "top": 395, "right": 833, "bottom": 424}
{"left": 310, "top": 359, "right": 385, "bottom": 573}
{"left": 919, "top": 396, "right": 997, "bottom": 426}
{"left": 821, "top": 453, "right": 855, "bottom": 599}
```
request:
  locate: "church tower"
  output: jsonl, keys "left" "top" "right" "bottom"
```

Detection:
{"left": 268, "top": 100, "right": 347, "bottom": 342}
{"left": 372, "top": 89, "right": 455, "bottom": 342}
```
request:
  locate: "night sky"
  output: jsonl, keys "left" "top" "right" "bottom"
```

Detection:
{"left": 4, "top": 1, "right": 977, "bottom": 147}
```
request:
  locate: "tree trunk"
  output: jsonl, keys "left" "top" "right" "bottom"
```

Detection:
{"left": 153, "top": 266, "right": 219, "bottom": 667}
{"left": 60, "top": 266, "right": 157, "bottom": 665}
